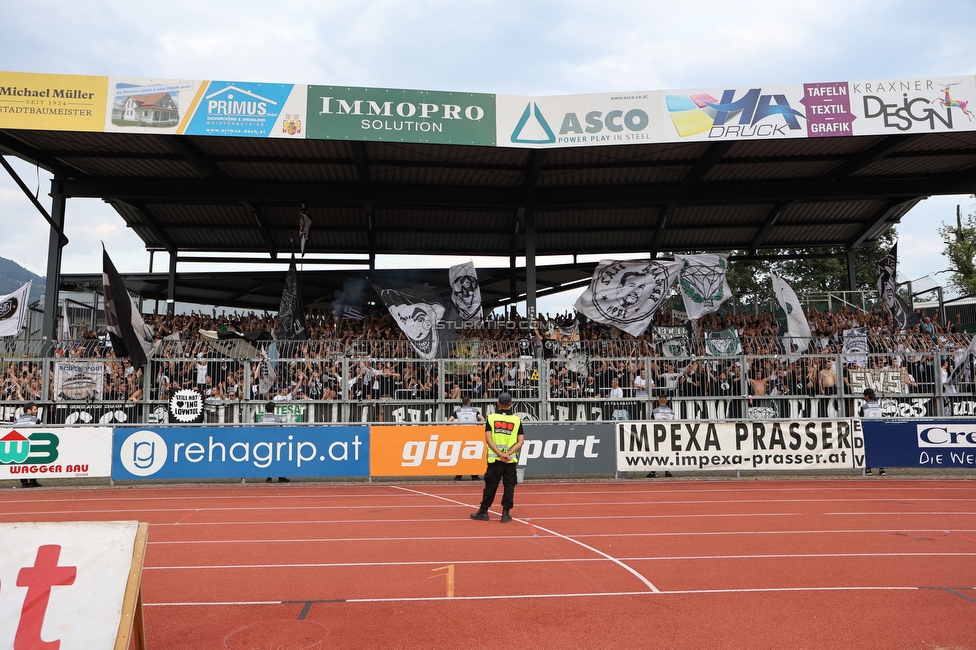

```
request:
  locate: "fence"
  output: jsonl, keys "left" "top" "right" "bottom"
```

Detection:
{"left": 3, "top": 332, "right": 974, "bottom": 425}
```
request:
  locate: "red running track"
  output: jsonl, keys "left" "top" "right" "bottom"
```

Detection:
{"left": 2, "top": 478, "right": 975, "bottom": 649}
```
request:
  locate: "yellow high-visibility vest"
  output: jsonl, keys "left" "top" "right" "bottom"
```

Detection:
{"left": 486, "top": 412, "right": 522, "bottom": 463}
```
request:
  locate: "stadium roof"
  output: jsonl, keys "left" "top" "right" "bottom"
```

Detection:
{"left": 5, "top": 130, "right": 976, "bottom": 260}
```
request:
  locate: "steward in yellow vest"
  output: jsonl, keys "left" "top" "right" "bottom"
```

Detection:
{"left": 470, "top": 392, "right": 524, "bottom": 523}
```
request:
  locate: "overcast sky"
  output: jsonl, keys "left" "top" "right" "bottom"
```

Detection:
{"left": 1, "top": 0, "right": 975, "bottom": 313}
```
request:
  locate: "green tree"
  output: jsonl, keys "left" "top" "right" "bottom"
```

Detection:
{"left": 937, "top": 200, "right": 976, "bottom": 297}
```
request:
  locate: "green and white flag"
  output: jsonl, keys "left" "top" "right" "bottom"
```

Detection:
{"left": 675, "top": 253, "right": 732, "bottom": 321}
{"left": 704, "top": 326, "right": 742, "bottom": 356}
{"left": 771, "top": 273, "right": 812, "bottom": 355}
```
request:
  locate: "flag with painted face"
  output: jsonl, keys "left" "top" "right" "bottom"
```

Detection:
{"left": 448, "top": 261, "right": 483, "bottom": 321}
{"left": 370, "top": 280, "right": 457, "bottom": 359}
{"left": 575, "top": 259, "right": 680, "bottom": 337}
{"left": 675, "top": 253, "right": 732, "bottom": 320}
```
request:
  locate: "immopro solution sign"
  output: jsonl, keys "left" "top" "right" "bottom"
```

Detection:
{"left": 112, "top": 426, "right": 369, "bottom": 480}
{"left": 306, "top": 86, "right": 495, "bottom": 145}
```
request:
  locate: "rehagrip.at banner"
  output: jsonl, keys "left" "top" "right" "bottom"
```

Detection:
{"left": 616, "top": 419, "right": 864, "bottom": 472}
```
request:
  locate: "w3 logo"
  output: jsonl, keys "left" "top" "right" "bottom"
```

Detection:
{"left": 0, "top": 431, "right": 59, "bottom": 464}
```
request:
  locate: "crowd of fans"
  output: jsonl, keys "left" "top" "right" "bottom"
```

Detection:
{"left": 1, "top": 303, "right": 969, "bottom": 418}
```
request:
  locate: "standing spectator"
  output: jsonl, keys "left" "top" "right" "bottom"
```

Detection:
{"left": 449, "top": 396, "right": 485, "bottom": 481}
{"left": 470, "top": 392, "right": 524, "bottom": 523}
{"left": 860, "top": 389, "right": 885, "bottom": 476}
{"left": 14, "top": 402, "right": 41, "bottom": 488}
{"left": 647, "top": 395, "right": 675, "bottom": 478}
{"left": 259, "top": 401, "right": 289, "bottom": 483}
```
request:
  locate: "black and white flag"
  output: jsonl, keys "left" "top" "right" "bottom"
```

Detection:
{"left": 0, "top": 281, "right": 30, "bottom": 337}
{"left": 575, "top": 259, "right": 680, "bottom": 337}
{"left": 650, "top": 324, "right": 693, "bottom": 358}
{"left": 299, "top": 203, "right": 312, "bottom": 257}
{"left": 449, "top": 261, "right": 483, "bottom": 321}
{"left": 275, "top": 254, "right": 308, "bottom": 341}
{"left": 102, "top": 247, "right": 154, "bottom": 371}
{"left": 876, "top": 244, "right": 920, "bottom": 330}
{"left": 370, "top": 280, "right": 457, "bottom": 359}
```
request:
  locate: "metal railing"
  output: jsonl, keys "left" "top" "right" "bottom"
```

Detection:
{"left": 3, "top": 333, "right": 972, "bottom": 425}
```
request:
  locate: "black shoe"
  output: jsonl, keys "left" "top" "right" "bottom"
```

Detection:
{"left": 266, "top": 477, "right": 273, "bottom": 482}
{"left": 471, "top": 475, "right": 480, "bottom": 480}
{"left": 878, "top": 468, "right": 886, "bottom": 476}
{"left": 278, "top": 477, "right": 290, "bottom": 483}
{"left": 454, "top": 475, "right": 463, "bottom": 481}
{"left": 865, "top": 469, "right": 872, "bottom": 476}
{"left": 500, "top": 511, "right": 512, "bottom": 523}
{"left": 646, "top": 472, "right": 656, "bottom": 478}
{"left": 470, "top": 511, "right": 489, "bottom": 521}
{"left": 29, "top": 479, "right": 40, "bottom": 487}
{"left": 20, "top": 480, "right": 29, "bottom": 488}
{"left": 664, "top": 472, "right": 673, "bottom": 478}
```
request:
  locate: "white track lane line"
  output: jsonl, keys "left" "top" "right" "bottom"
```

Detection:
{"left": 391, "top": 485, "right": 660, "bottom": 593}
{"left": 144, "top": 585, "right": 924, "bottom": 607}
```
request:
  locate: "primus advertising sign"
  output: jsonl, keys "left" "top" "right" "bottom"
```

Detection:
{"left": 0, "top": 427, "right": 113, "bottom": 479}
{"left": 112, "top": 426, "right": 368, "bottom": 480}
{"left": 616, "top": 419, "right": 864, "bottom": 472}
{"left": 306, "top": 86, "right": 495, "bottom": 145}
{"left": 496, "top": 91, "right": 663, "bottom": 148}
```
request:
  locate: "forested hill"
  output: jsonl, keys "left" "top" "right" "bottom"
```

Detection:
{"left": 0, "top": 256, "right": 45, "bottom": 302}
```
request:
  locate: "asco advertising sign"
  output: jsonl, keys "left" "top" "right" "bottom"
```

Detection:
{"left": 112, "top": 426, "right": 369, "bottom": 480}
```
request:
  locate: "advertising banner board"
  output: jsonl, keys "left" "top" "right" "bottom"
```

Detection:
{"left": 0, "top": 520, "right": 147, "bottom": 650}
{"left": 862, "top": 419, "right": 976, "bottom": 468}
{"left": 112, "top": 426, "right": 369, "bottom": 480}
{"left": 0, "top": 71, "right": 107, "bottom": 131}
{"left": 306, "top": 86, "right": 496, "bottom": 145}
{"left": 496, "top": 91, "right": 663, "bottom": 148}
{"left": 182, "top": 80, "right": 306, "bottom": 138}
{"left": 616, "top": 419, "right": 864, "bottom": 472}
{"left": 1, "top": 426, "right": 113, "bottom": 479}
{"left": 519, "top": 423, "right": 616, "bottom": 475}
{"left": 849, "top": 75, "right": 976, "bottom": 136}
{"left": 370, "top": 424, "right": 487, "bottom": 476}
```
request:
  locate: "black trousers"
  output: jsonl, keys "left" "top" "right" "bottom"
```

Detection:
{"left": 479, "top": 461, "right": 518, "bottom": 512}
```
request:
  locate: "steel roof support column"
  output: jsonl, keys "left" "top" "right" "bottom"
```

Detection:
{"left": 525, "top": 208, "right": 536, "bottom": 320}
{"left": 846, "top": 249, "right": 857, "bottom": 292}
{"left": 167, "top": 254, "right": 177, "bottom": 317}
{"left": 41, "top": 175, "right": 67, "bottom": 356}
